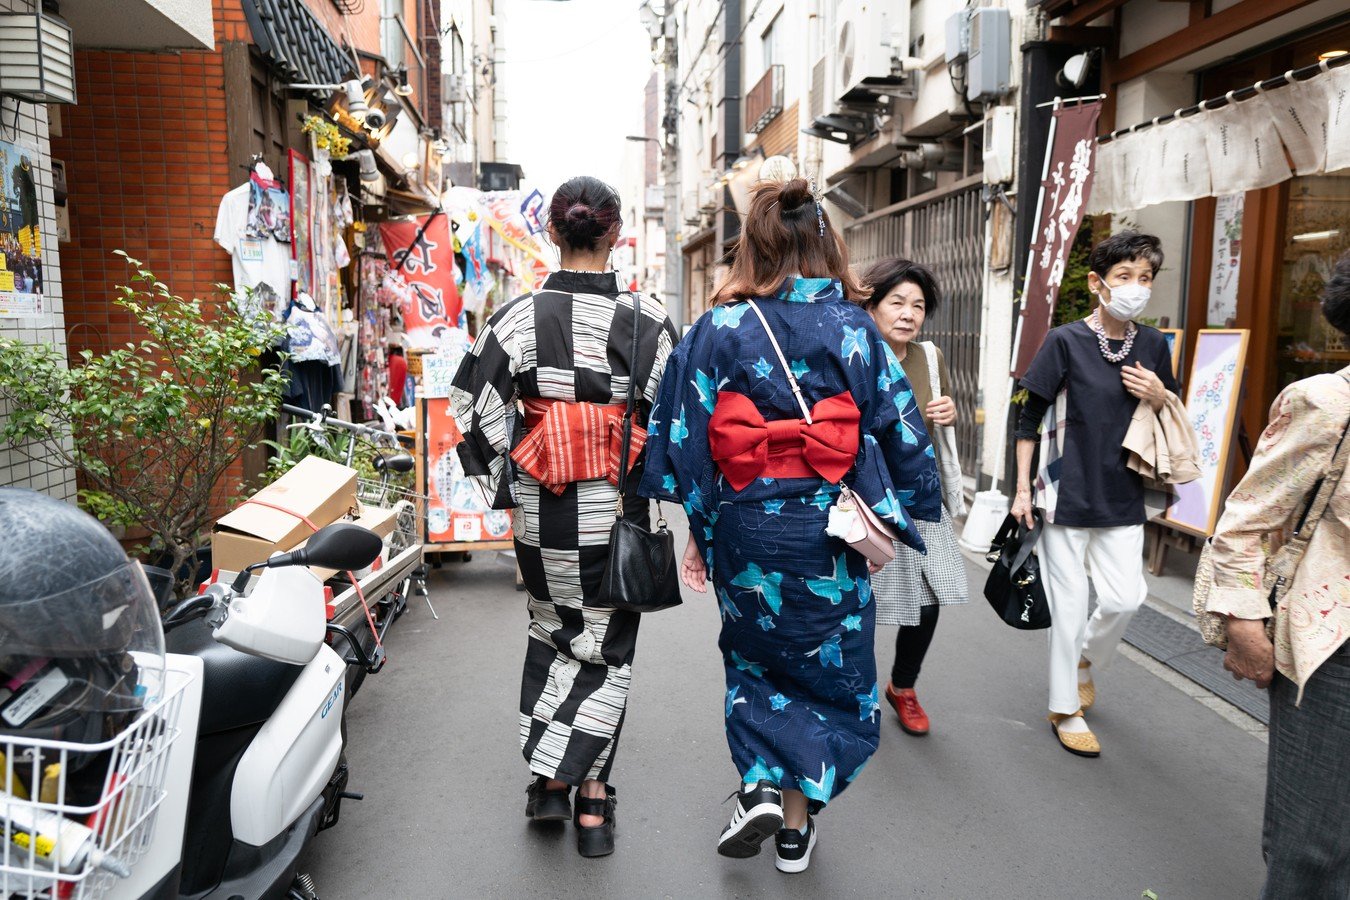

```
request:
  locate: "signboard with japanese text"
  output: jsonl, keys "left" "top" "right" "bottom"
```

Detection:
{"left": 1011, "top": 101, "right": 1101, "bottom": 378}
{"left": 421, "top": 396, "right": 514, "bottom": 546}
{"left": 380, "top": 213, "right": 463, "bottom": 339}
{"left": 0, "top": 139, "right": 44, "bottom": 318}
{"left": 1163, "top": 329, "right": 1249, "bottom": 537}
{"left": 1207, "top": 194, "right": 1243, "bottom": 326}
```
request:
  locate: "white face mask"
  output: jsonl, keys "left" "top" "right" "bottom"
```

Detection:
{"left": 1101, "top": 282, "right": 1151, "bottom": 321}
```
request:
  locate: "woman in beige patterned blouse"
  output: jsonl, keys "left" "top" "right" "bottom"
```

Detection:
{"left": 1207, "top": 250, "right": 1350, "bottom": 900}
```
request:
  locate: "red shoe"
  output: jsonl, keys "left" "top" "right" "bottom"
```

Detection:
{"left": 885, "top": 683, "right": 930, "bottom": 735}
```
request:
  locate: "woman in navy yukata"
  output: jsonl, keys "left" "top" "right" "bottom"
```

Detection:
{"left": 639, "top": 178, "right": 941, "bottom": 873}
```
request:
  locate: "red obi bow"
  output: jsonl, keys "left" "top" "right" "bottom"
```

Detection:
{"left": 708, "top": 391, "right": 860, "bottom": 491}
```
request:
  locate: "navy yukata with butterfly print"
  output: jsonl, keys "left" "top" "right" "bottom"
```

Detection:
{"left": 639, "top": 276, "right": 941, "bottom": 811}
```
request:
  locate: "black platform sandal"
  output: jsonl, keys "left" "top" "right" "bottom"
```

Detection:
{"left": 525, "top": 775, "right": 572, "bottom": 822}
{"left": 573, "top": 785, "right": 617, "bottom": 858}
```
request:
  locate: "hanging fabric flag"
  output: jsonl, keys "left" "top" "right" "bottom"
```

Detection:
{"left": 1085, "top": 140, "right": 1117, "bottom": 216}
{"left": 1323, "top": 62, "right": 1350, "bottom": 173}
{"left": 1258, "top": 75, "right": 1331, "bottom": 176}
{"left": 1204, "top": 100, "right": 1292, "bottom": 194}
{"left": 520, "top": 189, "right": 546, "bottom": 234}
{"left": 460, "top": 222, "right": 491, "bottom": 315}
{"left": 1150, "top": 114, "right": 1212, "bottom": 206}
{"left": 379, "top": 212, "right": 462, "bottom": 346}
{"left": 1011, "top": 100, "right": 1101, "bottom": 378}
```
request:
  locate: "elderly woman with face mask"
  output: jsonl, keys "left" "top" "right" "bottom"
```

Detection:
{"left": 1011, "top": 231, "right": 1181, "bottom": 757}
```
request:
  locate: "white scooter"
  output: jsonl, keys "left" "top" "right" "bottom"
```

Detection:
{"left": 108, "top": 522, "right": 384, "bottom": 900}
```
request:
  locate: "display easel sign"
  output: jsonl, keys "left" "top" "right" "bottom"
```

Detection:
{"left": 1158, "top": 328, "right": 1183, "bottom": 376}
{"left": 420, "top": 397, "right": 514, "bottom": 548}
{"left": 1163, "top": 329, "right": 1249, "bottom": 537}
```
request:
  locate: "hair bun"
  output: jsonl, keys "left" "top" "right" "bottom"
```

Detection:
{"left": 777, "top": 178, "right": 814, "bottom": 212}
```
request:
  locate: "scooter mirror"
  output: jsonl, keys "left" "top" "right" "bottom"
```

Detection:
{"left": 267, "top": 523, "right": 383, "bottom": 572}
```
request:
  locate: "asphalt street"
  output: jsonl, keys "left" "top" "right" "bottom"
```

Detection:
{"left": 299, "top": 517, "right": 1269, "bottom": 899}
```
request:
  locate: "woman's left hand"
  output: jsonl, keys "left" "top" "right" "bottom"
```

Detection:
{"left": 1121, "top": 362, "right": 1167, "bottom": 411}
{"left": 680, "top": 533, "right": 708, "bottom": 594}
{"left": 926, "top": 396, "right": 957, "bottom": 427}
{"left": 866, "top": 559, "right": 884, "bottom": 575}
{"left": 1223, "top": 618, "right": 1275, "bottom": 689}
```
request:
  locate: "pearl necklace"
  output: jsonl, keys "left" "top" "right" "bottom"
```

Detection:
{"left": 1089, "top": 308, "right": 1137, "bottom": 364}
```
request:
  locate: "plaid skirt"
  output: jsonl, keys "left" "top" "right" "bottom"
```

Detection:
{"left": 873, "top": 507, "right": 969, "bottom": 627}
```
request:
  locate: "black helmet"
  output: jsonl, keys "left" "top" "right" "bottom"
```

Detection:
{"left": 0, "top": 489, "right": 166, "bottom": 797}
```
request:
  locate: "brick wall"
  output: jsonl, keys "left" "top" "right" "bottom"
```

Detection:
{"left": 49, "top": 0, "right": 247, "bottom": 506}
{"left": 0, "top": 0, "right": 77, "bottom": 500}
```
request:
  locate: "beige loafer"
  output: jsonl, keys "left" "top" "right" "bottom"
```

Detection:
{"left": 1048, "top": 710, "right": 1101, "bottom": 758}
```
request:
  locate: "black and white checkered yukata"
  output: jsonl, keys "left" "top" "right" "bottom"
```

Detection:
{"left": 449, "top": 270, "right": 677, "bottom": 785}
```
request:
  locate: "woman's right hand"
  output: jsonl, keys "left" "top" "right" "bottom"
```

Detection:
{"left": 1010, "top": 489, "right": 1036, "bottom": 530}
{"left": 680, "top": 533, "right": 708, "bottom": 594}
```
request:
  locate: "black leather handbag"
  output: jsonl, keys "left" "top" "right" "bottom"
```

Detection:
{"left": 594, "top": 294, "right": 682, "bottom": 614}
{"left": 983, "top": 512, "right": 1052, "bottom": 630}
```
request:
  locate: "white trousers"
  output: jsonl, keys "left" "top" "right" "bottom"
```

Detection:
{"left": 1039, "top": 523, "right": 1146, "bottom": 715}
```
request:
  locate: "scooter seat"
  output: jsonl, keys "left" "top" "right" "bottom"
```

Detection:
{"left": 166, "top": 618, "right": 304, "bottom": 735}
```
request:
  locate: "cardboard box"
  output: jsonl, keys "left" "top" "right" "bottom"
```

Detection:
{"left": 306, "top": 502, "right": 400, "bottom": 582}
{"left": 212, "top": 456, "right": 360, "bottom": 573}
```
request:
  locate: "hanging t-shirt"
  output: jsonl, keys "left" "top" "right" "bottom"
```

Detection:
{"left": 214, "top": 182, "right": 293, "bottom": 324}
{"left": 1018, "top": 319, "right": 1181, "bottom": 528}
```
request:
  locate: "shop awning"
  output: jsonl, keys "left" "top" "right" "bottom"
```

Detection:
{"left": 63, "top": 0, "right": 213, "bottom": 51}
{"left": 241, "top": 0, "right": 356, "bottom": 85}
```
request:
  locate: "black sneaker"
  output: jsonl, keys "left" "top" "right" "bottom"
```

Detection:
{"left": 775, "top": 816, "right": 817, "bottom": 873}
{"left": 525, "top": 775, "right": 571, "bottom": 822}
{"left": 717, "top": 780, "right": 784, "bottom": 858}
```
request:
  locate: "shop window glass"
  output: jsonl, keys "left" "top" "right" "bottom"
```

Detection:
{"left": 1276, "top": 173, "right": 1350, "bottom": 390}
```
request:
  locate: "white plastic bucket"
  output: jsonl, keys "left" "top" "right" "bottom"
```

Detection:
{"left": 959, "top": 489, "right": 1010, "bottom": 553}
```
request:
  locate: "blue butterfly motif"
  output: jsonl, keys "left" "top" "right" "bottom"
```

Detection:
{"left": 757, "top": 614, "right": 776, "bottom": 631}
{"left": 789, "top": 277, "right": 834, "bottom": 302}
{"left": 895, "top": 417, "right": 920, "bottom": 446}
{"left": 687, "top": 485, "right": 705, "bottom": 514}
{"left": 805, "top": 634, "right": 843, "bottom": 668}
{"left": 731, "top": 650, "right": 767, "bottom": 678}
{"left": 804, "top": 484, "right": 839, "bottom": 511}
{"left": 648, "top": 416, "right": 661, "bottom": 436}
{"left": 925, "top": 443, "right": 935, "bottom": 458}
{"left": 857, "top": 684, "right": 881, "bottom": 722}
{"left": 799, "top": 763, "right": 837, "bottom": 803}
{"left": 717, "top": 588, "right": 742, "bottom": 622}
{"left": 725, "top": 686, "right": 747, "bottom": 717}
{"left": 744, "top": 756, "right": 784, "bottom": 784}
{"left": 892, "top": 388, "right": 915, "bottom": 415}
{"left": 762, "top": 499, "right": 785, "bottom": 516}
{"left": 842, "top": 614, "right": 862, "bottom": 631}
{"left": 769, "top": 694, "right": 791, "bottom": 711}
{"left": 669, "top": 406, "right": 689, "bottom": 446}
{"left": 841, "top": 327, "right": 871, "bottom": 365}
{"left": 856, "top": 578, "right": 872, "bottom": 608}
{"left": 872, "top": 489, "right": 903, "bottom": 521}
{"left": 753, "top": 357, "right": 774, "bottom": 379}
{"left": 760, "top": 477, "right": 776, "bottom": 485}
{"left": 703, "top": 525, "right": 715, "bottom": 545}
{"left": 806, "top": 554, "right": 855, "bottom": 605}
{"left": 661, "top": 473, "right": 677, "bottom": 493}
{"left": 712, "top": 303, "right": 749, "bottom": 328}
{"left": 813, "top": 711, "right": 827, "bottom": 722}
{"left": 790, "top": 359, "right": 810, "bottom": 380}
{"left": 693, "top": 369, "right": 720, "bottom": 413}
{"left": 731, "top": 562, "right": 784, "bottom": 614}
{"left": 846, "top": 761, "right": 869, "bottom": 783}
{"left": 877, "top": 368, "right": 896, "bottom": 392}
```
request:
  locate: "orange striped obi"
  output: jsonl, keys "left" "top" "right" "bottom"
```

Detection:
{"left": 509, "top": 397, "right": 647, "bottom": 495}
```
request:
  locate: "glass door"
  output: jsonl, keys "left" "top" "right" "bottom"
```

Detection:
{"left": 1276, "top": 173, "right": 1350, "bottom": 390}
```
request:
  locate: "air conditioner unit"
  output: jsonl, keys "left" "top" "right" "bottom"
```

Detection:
{"left": 833, "top": 0, "right": 906, "bottom": 105}
{"left": 442, "top": 72, "right": 466, "bottom": 103}
{"left": 682, "top": 189, "right": 701, "bottom": 225}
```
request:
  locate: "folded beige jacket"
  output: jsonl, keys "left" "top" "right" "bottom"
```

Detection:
{"left": 1124, "top": 392, "right": 1201, "bottom": 485}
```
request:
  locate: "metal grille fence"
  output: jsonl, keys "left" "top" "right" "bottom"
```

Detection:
{"left": 846, "top": 183, "right": 985, "bottom": 478}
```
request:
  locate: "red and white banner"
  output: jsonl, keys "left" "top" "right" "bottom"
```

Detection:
{"left": 1011, "top": 101, "right": 1101, "bottom": 378}
{"left": 379, "top": 214, "right": 463, "bottom": 337}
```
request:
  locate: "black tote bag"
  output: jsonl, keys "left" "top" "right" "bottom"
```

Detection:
{"left": 983, "top": 513, "right": 1052, "bottom": 630}
{"left": 593, "top": 294, "right": 682, "bottom": 614}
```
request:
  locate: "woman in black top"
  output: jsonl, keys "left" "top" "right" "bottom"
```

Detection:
{"left": 1011, "top": 232, "right": 1180, "bottom": 757}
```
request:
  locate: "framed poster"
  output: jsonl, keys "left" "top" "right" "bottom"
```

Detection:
{"left": 1163, "top": 329, "right": 1249, "bottom": 537}
{"left": 288, "top": 149, "right": 313, "bottom": 299}
{"left": 1158, "top": 328, "right": 1184, "bottom": 377}
{"left": 0, "top": 139, "right": 44, "bottom": 318}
